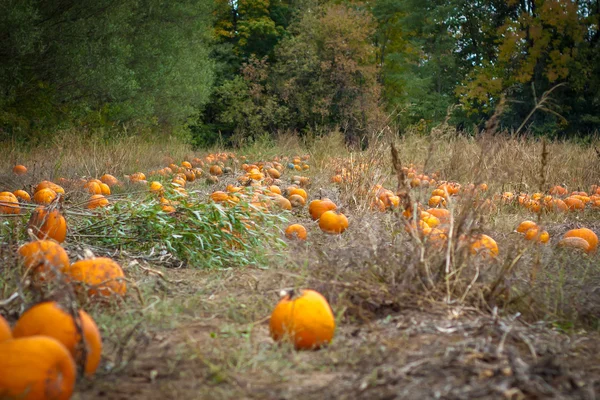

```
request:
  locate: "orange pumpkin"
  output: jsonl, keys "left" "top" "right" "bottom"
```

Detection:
{"left": 516, "top": 220, "right": 537, "bottom": 234}
{"left": 149, "top": 181, "right": 164, "bottom": 193}
{"left": 33, "top": 188, "right": 58, "bottom": 205}
{"left": 13, "top": 164, "right": 28, "bottom": 175}
{"left": 12, "top": 189, "right": 30, "bottom": 203}
{"left": 564, "top": 196, "right": 585, "bottom": 211}
{"left": 470, "top": 234, "right": 499, "bottom": 258}
{"left": 0, "top": 194, "right": 20, "bottom": 214}
{"left": 35, "top": 181, "right": 65, "bottom": 195}
{"left": 289, "top": 194, "right": 306, "bottom": 208}
{"left": 318, "top": 211, "right": 349, "bottom": 234}
{"left": 63, "top": 257, "right": 126, "bottom": 298}
{"left": 209, "top": 165, "right": 223, "bottom": 176}
{"left": 287, "top": 187, "right": 308, "bottom": 201}
{"left": 285, "top": 224, "right": 307, "bottom": 240}
{"left": 18, "top": 240, "right": 69, "bottom": 282}
{"left": 0, "top": 315, "right": 11, "bottom": 342}
{"left": 308, "top": 199, "right": 337, "bottom": 221}
{"left": 13, "top": 302, "right": 102, "bottom": 377}
{"left": 28, "top": 207, "right": 67, "bottom": 243}
{"left": 269, "top": 289, "right": 335, "bottom": 350}
{"left": 86, "top": 194, "right": 109, "bottom": 209}
{"left": 181, "top": 161, "right": 192, "bottom": 169}
{"left": 0, "top": 336, "right": 76, "bottom": 400}
{"left": 425, "top": 208, "right": 450, "bottom": 224}
{"left": 557, "top": 237, "right": 591, "bottom": 252}
{"left": 100, "top": 174, "right": 119, "bottom": 186}
{"left": 563, "top": 228, "right": 598, "bottom": 253}
{"left": 524, "top": 227, "right": 550, "bottom": 243}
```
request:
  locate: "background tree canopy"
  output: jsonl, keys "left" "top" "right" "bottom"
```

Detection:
{"left": 1, "top": 0, "right": 598, "bottom": 144}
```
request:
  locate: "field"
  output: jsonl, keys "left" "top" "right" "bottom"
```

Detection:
{"left": 1, "top": 128, "right": 600, "bottom": 399}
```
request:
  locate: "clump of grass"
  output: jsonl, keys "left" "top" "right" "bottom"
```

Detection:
{"left": 69, "top": 189, "right": 288, "bottom": 269}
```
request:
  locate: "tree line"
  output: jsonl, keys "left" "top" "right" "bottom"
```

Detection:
{"left": 1, "top": 0, "right": 598, "bottom": 145}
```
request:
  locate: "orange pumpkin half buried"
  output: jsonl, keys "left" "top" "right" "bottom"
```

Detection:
{"left": 0, "top": 336, "right": 76, "bottom": 400}
{"left": 269, "top": 289, "right": 335, "bottom": 350}
{"left": 18, "top": 240, "right": 69, "bottom": 282}
{"left": 12, "top": 302, "right": 102, "bottom": 377}
{"left": 63, "top": 257, "right": 126, "bottom": 298}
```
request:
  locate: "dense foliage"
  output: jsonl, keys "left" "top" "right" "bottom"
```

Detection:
{"left": 1, "top": 0, "right": 598, "bottom": 142}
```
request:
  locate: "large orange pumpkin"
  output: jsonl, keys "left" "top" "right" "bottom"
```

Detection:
{"left": 28, "top": 207, "right": 67, "bottom": 243}
{"left": 308, "top": 199, "right": 337, "bottom": 221}
{"left": 563, "top": 228, "right": 598, "bottom": 253}
{"left": 63, "top": 257, "right": 126, "bottom": 298}
{"left": 269, "top": 289, "right": 335, "bottom": 350}
{"left": 35, "top": 181, "right": 65, "bottom": 195}
{"left": 18, "top": 240, "right": 69, "bottom": 281}
{"left": 0, "top": 336, "right": 76, "bottom": 400}
{"left": 0, "top": 315, "right": 11, "bottom": 342}
{"left": 318, "top": 211, "right": 349, "bottom": 234}
{"left": 13, "top": 164, "right": 28, "bottom": 175}
{"left": 13, "top": 302, "right": 102, "bottom": 377}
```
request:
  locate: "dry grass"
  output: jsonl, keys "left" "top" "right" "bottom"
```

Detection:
{"left": 1, "top": 125, "right": 599, "bottom": 399}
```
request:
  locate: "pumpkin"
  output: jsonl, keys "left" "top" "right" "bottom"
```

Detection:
{"left": 428, "top": 195, "right": 446, "bottom": 208}
{"left": 470, "top": 234, "right": 499, "bottom": 258}
{"left": 564, "top": 197, "right": 585, "bottom": 211}
{"left": 86, "top": 194, "right": 109, "bottom": 209}
{"left": 425, "top": 208, "right": 450, "bottom": 224}
{"left": 557, "top": 237, "right": 591, "bottom": 252}
{"left": 210, "top": 191, "right": 230, "bottom": 203}
{"left": 269, "top": 289, "right": 335, "bottom": 350}
{"left": 272, "top": 195, "right": 292, "bottom": 210}
{"left": 524, "top": 227, "right": 550, "bottom": 243}
{"left": 563, "top": 228, "right": 598, "bottom": 252}
{"left": 318, "top": 211, "right": 349, "bottom": 234}
{"left": 287, "top": 187, "right": 308, "bottom": 201}
{"left": 129, "top": 172, "right": 146, "bottom": 183}
{"left": 0, "top": 194, "right": 20, "bottom": 214}
{"left": 13, "top": 164, "right": 28, "bottom": 175}
{"left": 516, "top": 220, "right": 537, "bottom": 234}
{"left": 33, "top": 188, "right": 58, "bottom": 205}
{"left": 13, "top": 189, "right": 31, "bottom": 202}
{"left": 267, "top": 168, "right": 281, "bottom": 179}
{"left": 85, "top": 181, "right": 102, "bottom": 195}
{"left": 100, "top": 174, "right": 119, "bottom": 187}
{"left": 309, "top": 199, "right": 337, "bottom": 220}
{"left": 99, "top": 183, "right": 111, "bottom": 196}
{"left": 18, "top": 240, "right": 69, "bottom": 282}
{"left": 0, "top": 336, "right": 76, "bottom": 400}
{"left": 209, "top": 165, "right": 223, "bottom": 176}
{"left": 0, "top": 315, "right": 11, "bottom": 342}
{"left": 63, "top": 257, "right": 126, "bottom": 298}
{"left": 181, "top": 161, "right": 192, "bottom": 169}
{"left": 285, "top": 224, "right": 307, "bottom": 240}
{"left": 149, "top": 181, "right": 164, "bottom": 193}
{"left": 35, "top": 181, "right": 65, "bottom": 195}
{"left": 13, "top": 302, "right": 102, "bottom": 377}
{"left": 28, "top": 207, "right": 67, "bottom": 243}
{"left": 289, "top": 194, "right": 306, "bottom": 208}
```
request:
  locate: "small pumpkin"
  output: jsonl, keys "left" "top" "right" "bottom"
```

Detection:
{"left": 13, "top": 302, "right": 102, "bottom": 377}
{"left": 0, "top": 336, "right": 76, "bottom": 400}
{"left": 209, "top": 165, "right": 223, "bottom": 176}
{"left": 13, "top": 164, "right": 28, "bottom": 175}
{"left": 318, "top": 211, "right": 349, "bottom": 234}
{"left": 308, "top": 198, "right": 337, "bottom": 221}
{"left": 289, "top": 194, "right": 306, "bottom": 208}
{"left": 100, "top": 174, "right": 119, "bottom": 187}
{"left": 269, "top": 289, "right": 335, "bottom": 350}
{"left": 516, "top": 220, "right": 537, "bottom": 234}
{"left": 285, "top": 224, "right": 307, "bottom": 240}
{"left": 35, "top": 181, "right": 65, "bottom": 195}
{"left": 28, "top": 207, "right": 67, "bottom": 243}
{"left": 63, "top": 257, "right": 126, "bottom": 298}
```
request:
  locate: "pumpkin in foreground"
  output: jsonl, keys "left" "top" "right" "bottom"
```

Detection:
{"left": 269, "top": 289, "right": 335, "bottom": 350}
{"left": 0, "top": 336, "right": 76, "bottom": 400}
{"left": 12, "top": 301, "right": 102, "bottom": 376}
{"left": 0, "top": 315, "right": 11, "bottom": 342}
